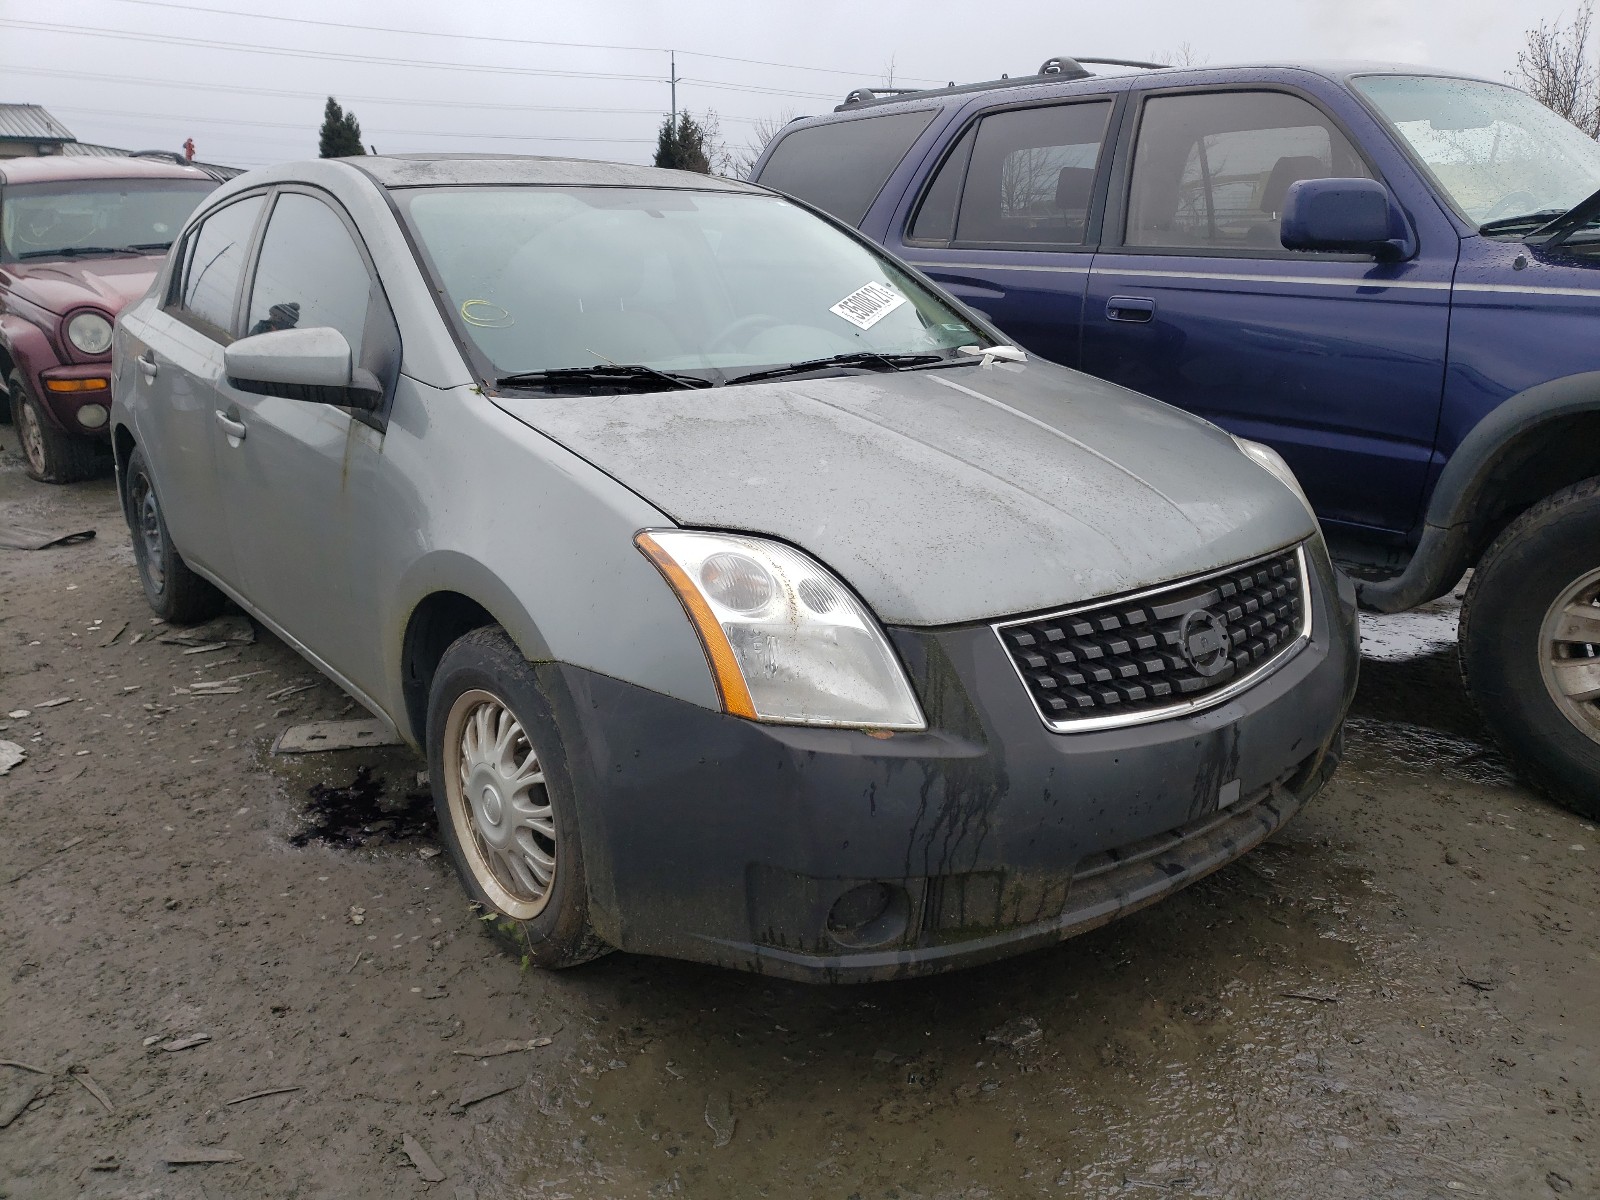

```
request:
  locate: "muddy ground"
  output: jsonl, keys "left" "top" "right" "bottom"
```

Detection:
{"left": 1, "top": 452, "right": 1596, "bottom": 1200}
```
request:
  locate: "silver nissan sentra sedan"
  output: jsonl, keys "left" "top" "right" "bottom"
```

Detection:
{"left": 110, "top": 154, "right": 1358, "bottom": 982}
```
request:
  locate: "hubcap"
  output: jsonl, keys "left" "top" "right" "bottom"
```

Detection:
{"left": 442, "top": 689, "right": 556, "bottom": 920}
{"left": 1539, "top": 566, "right": 1600, "bottom": 743}
{"left": 131, "top": 475, "right": 166, "bottom": 592}
{"left": 16, "top": 396, "right": 45, "bottom": 474}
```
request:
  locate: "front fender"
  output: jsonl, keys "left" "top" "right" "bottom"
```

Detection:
{"left": 0, "top": 311, "right": 58, "bottom": 398}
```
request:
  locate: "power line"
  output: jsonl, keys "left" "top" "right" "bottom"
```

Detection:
{"left": 3, "top": 64, "right": 767, "bottom": 123}
{"left": 0, "top": 19, "right": 841, "bottom": 100}
{"left": 52, "top": 105, "right": 656, "bottom": 144}
{"left": 95, "top": 0, "right": 943, "bottom": 84}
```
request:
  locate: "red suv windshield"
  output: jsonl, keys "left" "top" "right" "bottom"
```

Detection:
{"left": 1, "top": 178, "right": 217, "bottom": 262}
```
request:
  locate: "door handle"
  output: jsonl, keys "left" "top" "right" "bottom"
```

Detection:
{"left": 1106, "top": 295, "right": 1156, "bottom": 323}
{"left": 137, "top": 352, "right": 158, "bottom": 381}
{"left": 215, "top": 410, "right": 247, "bottom": 441}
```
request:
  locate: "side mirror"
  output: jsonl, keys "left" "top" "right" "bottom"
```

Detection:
{"left": 1280, "top": 178, "right": 1411, "bottom": 260}
{"left": 223, "top": 327, "right": 382, "bottom": 410}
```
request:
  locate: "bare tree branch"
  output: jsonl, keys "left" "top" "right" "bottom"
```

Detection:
{"left": 1516, "top": 1, "right": 1600, "bottom": 137}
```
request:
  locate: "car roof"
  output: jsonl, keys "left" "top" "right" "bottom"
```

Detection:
{"left": 342, "top": 153, "right": 762, "bottom": 193}
{"left": 806, "top": 60, "right": 1500, "bottom": 120}
{"left": 0, "top": 154, "right": 219, "bottom": 186}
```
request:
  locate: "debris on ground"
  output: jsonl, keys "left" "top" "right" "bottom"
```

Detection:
{"left": 159, "top": 1034, "right": 212, "bottom": 1052}
{"left": 0, "top": 741, "right": 24, "bottom": 776}
{"left": 0, "top": 1080, "right": 44, "bottom": 1128}
{"left": 458, "top": 1081, "right": 518, "bottom": 1108}
{"left": 402, "top": 1133, "right": 447, "bottom": 1182}
{"left": 158, "top": 615, "right": 255, "bottom": 648}
{"left": 273, "top": 718, "right": 403, "bottom": 755}
{"left": 450, "top": 1039, "right": 551, "bottom": 1059}
{"left": 68, "top": 1067, "right": 113, "bottom": 1114}
{"left": 985, "top": 1016, "right": 1043, "bottom": 1050}
{"left": 161, "top": 1146, "right": 243, "bottom": 1165}
{"left": 225, "top": 1086, "right": 301, "bottom": 1106}
{"left": 0, "top": 522, "right": 95, "bottom": 551}
{"left": 349, "top": 907, "right": 366, "bottom": 926}
{"left": 289, "top": 767, "right": 435, "bottom": 848}
{"left": 704, "top": 1091, "right": 736, "bottom": 1148}
{"left": 35, "top": 697, "right": 73, "bottom": 709}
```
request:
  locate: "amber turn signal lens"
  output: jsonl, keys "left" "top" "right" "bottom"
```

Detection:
{"left": 44, "top": 377, "right": 110, "bottom": 393}
{"left": 636, "top": 531, "right": 758, "bottom": 720}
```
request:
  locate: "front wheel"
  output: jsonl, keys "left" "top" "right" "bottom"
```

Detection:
{"left": 9, "top": 370, "right": 102, "bottom": 484}
{"left": 427, "top": 626, "right": 609, "bottom": 970}
{"left": 1461, "top": 477, "right": 1600, "bottom": 818}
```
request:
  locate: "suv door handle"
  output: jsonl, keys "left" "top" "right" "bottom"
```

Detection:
{"left": 1106, "top": 296, "right": 1156, "bottom": 323}
{"left": 215, "top": 410, "right": 247, "bottom": 441}
{"left": 137, "top": 352, "right": 159, "bottom": 380}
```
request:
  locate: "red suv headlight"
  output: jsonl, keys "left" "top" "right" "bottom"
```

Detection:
{"left": 64, "top": 310, "right": 114, "bottom": 356}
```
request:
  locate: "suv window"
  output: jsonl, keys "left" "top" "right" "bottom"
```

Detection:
{"left": 170, "top": 195, "right": 265, "bottom": 338}
{"left": 1126, "top": 90, "right": 1370, "bottom": 251}
{"left": 757, "top": 110, "right": 937, "bottom": 225}
{"left": 246, "top": 192, "right": 372, "bottom": 352}
{"left": 926, "top": 101, "right": 1113, "bottom": 247}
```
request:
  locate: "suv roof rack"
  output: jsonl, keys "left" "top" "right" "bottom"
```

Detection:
{"left": 837, "top": 55, "right": 1168, "bottom": 111}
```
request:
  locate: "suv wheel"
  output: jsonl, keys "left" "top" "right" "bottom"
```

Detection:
{"left": 8, "top": 370, "right": 102, "bottom": 484}
{"left": 124, "top": 446, "right": 226, "bottom": 623}
{"left": 1461, "top": 476, "right": 1600, "bottom": 817}
{"left": 427, "top": 626, "right": 609, "bottom": 970}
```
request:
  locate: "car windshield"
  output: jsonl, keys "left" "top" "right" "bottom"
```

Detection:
{"left": 0, "top": 178, "right": 218, "bottom": 261}
{"left": 1354, "top": 74, "right": 1600, "bottom": 231}
{"left": 396, "top": 186, "right": 988, "bottom": 387}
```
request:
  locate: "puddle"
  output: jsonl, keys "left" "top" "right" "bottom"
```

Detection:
{"left": 1344, "top": 716, "right": 1518, "bottom": 788}
{"left": 1359, "top": 588, "right": 1463, "bottom": 663}
{"left": 286, "top": 763, "right": 438, "bottom": 848}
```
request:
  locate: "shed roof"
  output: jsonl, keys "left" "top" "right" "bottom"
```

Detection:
{"left": 0, "top": 103, "right": 76, "bottom": 143}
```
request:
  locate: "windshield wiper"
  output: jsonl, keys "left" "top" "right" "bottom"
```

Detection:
{"left": 495, "top": 364, "right": 715, "bottom": 392}
{"left": 1520, "top": 184, "right": 1600, "bottom": 248}
{"left": 1479, "top": 208, "right": 1569, "bottom": 235}
{"left": 726, "top": 351, "right": 956, "bottom": 386}
{"left": 13, "top": 246, "right": 135, "bottom": 260}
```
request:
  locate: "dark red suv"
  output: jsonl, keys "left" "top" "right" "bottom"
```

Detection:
{"left": 1, "top": 156, "right": 217, "bottom": 482}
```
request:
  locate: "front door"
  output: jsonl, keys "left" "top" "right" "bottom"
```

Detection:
{"left": 1082, "top": 87, "right": 1456, "bottom": 538}
{"left": 210, "top": 188, "right": 399, "bottom": 702}
{"left": 887, "top": 97, "right": 1117, "bottom": 368}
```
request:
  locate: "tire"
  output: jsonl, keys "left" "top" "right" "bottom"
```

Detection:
{"left": 427, "top": 626, "right": 609, "bottom": 970}
{"left": 9, "top": 370, "right": 102, "bottom": 484}
{"left": 1461, "top": 476, "right": 1600, "bottom": 818}
{"left": 124, "top": 445, "right": 226, "bottom": 624}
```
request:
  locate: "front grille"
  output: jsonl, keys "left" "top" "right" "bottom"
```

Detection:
{"left": 996, "top": 545, "right": 1309, "bottom": 731}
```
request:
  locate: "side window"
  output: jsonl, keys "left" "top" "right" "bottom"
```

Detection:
{"left": 246, "top": 192, "right": 372, "bottom": 353}
{"left": 908, "top": 126, "right": 975, "bottom": 242}
{"left": 169, "top": 195, "right": 265, "bottom": 339}
{"left": 947, "top": 101, "right": 1113, "bottom": 247}
{"left": 1126, "top": 90, "right": 1372, "bottom": 252}
{"left": 755, "top": 110, "right": 937, "bottom": 225}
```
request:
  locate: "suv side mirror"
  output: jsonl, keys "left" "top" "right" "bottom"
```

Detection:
{"left": 223, "top": 327, "right": 382, "bottom": 410}
{"left": 1280, "top": 178, "right": 1411, "bottom": 260}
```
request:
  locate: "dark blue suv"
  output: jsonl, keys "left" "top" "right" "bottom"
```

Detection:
{"left": 753, "top": 58, "right": 1600, "bottom": 813}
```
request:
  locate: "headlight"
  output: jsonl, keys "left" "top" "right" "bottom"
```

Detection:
{"left": 1232, "top": 436, "right": 1313, "bottom": 512}
{"left": 637, "top": 530, "right": 925, "bottom": 730}
{"left": 66, "top": 311, "right": 114, "bottom": 355}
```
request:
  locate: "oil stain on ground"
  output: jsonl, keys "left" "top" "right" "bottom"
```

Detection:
{"left": 288, "top": 764, "right": 437, "bottom": 848}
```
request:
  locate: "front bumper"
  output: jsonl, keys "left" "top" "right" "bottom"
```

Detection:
{"left": 545, "top": 546, "right": 1359, "bottom": 982}
{"left": 36, "top": 364, "right": 113, "bottom": 439}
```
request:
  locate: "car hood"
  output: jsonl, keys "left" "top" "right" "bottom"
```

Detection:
{"left": 491, "top": 362, "right": 1316, "bottom": 626}
{"left": 1, "top": 255, "right": 161, "bottom": 316}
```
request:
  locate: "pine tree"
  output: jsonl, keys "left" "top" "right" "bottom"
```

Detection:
{"left": 319, "top": 97, "right": 366, "bottom": 158}
{"left": 653, "top": 113, "right": 711, "bottom": 173}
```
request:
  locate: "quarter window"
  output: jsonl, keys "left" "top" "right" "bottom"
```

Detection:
{"left": 246, "top": 192, "right": 372, "bottom": 353}
{"left": 944, "top": 101, "right": 1113, "bottom": 247}
{"left": 1126, "top": 90, "right": 1371, "bottom": 251}
{"left": 756, "top": 110, "right": 937, "bottom": 225}
{"left": 171, "top": 195, "right": 265, "bottom": 338}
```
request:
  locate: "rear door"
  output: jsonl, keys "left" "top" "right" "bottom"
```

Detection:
{"left": 1082, "top": 85, "right": 1456, "bottom": 538}
{"left": 883, "top": 96, "right": 1118, "bottom": 368}
{"left": 122, "top": 192, "right": 267, "bottom": 581}
{"left": 210, "top": 186, "right": 401, "bottom": 699}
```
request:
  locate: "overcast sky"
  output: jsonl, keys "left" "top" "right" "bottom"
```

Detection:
{"left": 0, "top": 0, "right": 1578, "bottom": 169}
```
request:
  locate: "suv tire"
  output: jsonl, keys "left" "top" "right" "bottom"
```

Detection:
{"left": 1461, "top": 476, "right": 1600, "bottom": 818}
{"left": 125, "top": 446, "right": 226, "bottom": 624}
{"left": 427, "top": 626, "right": 610, "bottom": 971}
{"left": 9, "top": 370, "right": 102, "bottom": 484}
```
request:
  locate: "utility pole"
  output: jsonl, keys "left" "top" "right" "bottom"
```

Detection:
{"left": 669, "top": 49, "right": 679, "bottom": 132}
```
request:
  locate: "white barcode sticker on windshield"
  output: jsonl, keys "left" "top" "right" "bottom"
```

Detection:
{"left": 830, "top": 281, "right": 907, "bottom": 330}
